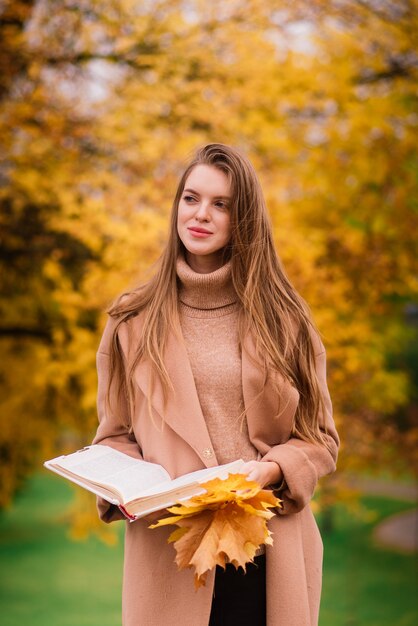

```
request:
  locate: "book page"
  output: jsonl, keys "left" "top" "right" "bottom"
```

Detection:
{"left": 126, "top": 484, "right": 206, "bottom": 518}
{"left": 126, "top": 459, "right": 246, "bottom": 518}
{"left": 47, "top": 445, "right": 171, "bottom": 503}
{"left": 136, "top": 459, "right": 245, "bottom": 498}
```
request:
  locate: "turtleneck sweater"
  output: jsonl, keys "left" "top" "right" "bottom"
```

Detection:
{"left": 176, "top": 256, "right": 259, "bottom": 466}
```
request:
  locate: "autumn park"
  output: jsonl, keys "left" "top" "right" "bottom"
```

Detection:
{"left": 1, "top": 0, "right": 417, "bottom": 624}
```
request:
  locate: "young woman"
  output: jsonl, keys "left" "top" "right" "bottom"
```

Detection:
{"left": 93, "top": 143, "right": 339, "bottom": 626}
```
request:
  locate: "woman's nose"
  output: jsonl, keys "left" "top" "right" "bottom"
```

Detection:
{"left": 195, "top": 201, "right": 210, "bottom": 221}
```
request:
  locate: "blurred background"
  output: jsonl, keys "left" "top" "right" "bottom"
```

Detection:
{"left": 0, "top": 1, "right": 417, "bottom": 624}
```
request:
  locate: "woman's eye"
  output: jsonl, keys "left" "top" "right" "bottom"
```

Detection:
{"left": 183, "top": 195, "right": 196, "bottom": 203}
{"left": 215, "top": 201, "right": 228, "bottom": 210}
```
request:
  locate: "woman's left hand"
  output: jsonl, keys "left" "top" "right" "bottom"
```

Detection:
{"left": 240, "top": 460, "right": 283, "bottom": 488}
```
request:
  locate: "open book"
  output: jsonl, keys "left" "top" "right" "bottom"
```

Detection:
{"left": 44, "top": 445, "right": 245, "bottom": 521}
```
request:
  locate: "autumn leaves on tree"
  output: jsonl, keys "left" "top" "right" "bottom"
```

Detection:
{"left": 1, "top": 1, "right": 417, "bottom": 518}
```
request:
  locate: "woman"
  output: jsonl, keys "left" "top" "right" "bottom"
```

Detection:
{"left": 93, "top": 143, "right": 339, "bottom": 626}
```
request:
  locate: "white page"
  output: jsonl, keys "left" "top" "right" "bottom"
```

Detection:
{"left": 47, "top": 445, "right": 171, "bottom": 502}
{"left": 136, "top": 459, "right": 245, "bottom": 498}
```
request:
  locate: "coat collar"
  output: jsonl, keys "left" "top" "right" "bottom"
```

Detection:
{"left": 125, "top": 314, "right": 299, "bottom": 468}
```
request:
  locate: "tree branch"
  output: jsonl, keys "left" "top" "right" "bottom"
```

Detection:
{"left": 0, "top": 326, "right": 52, "bottom": 342}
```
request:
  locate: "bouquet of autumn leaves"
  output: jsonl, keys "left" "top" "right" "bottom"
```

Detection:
{"left": 150, "top": 473, "right": 281, "bottom": 588}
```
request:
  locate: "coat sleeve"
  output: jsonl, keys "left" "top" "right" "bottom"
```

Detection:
{"left": 92, "top": 317, "right": 143, "bottom": 523}
{"left": 261, "top": 340, "right": 339, "bottom": 515}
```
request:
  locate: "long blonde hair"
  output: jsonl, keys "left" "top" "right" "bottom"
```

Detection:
{"left": 107, "top": 143, "right": 328, "bottom": 447}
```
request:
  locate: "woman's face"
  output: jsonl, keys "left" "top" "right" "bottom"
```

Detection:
{"left": 177, "top": 164, "right": 232, "bottom": 273}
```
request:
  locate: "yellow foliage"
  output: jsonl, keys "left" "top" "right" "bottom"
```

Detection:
{"left": 65, "top": 489, "right": 119, "bottom": 547}
{"left": 1, "top": 0, "right": 417, "bottom": 517}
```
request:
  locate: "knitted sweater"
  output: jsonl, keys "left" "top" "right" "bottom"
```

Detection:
{"left": 176, "top": 256, "right": 258, "bottom": 465}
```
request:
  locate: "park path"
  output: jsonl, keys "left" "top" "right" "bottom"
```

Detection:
{"left": 374, "top": 509, "right": 418, "bottom": 553}
{"left": 349, "top": 476, "right": 418, "bottom": 553}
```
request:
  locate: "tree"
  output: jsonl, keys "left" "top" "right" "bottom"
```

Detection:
{"left": 1, "top": 0, "right": 417, "bottom": 516}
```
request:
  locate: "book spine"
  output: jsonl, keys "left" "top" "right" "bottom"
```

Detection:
{"left": 118, "top": 504, "right": 137, "bottom": 522}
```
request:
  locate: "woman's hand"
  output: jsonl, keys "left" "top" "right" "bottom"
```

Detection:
{"left": 240, "top": 460, "right": 283, "bottom": 488}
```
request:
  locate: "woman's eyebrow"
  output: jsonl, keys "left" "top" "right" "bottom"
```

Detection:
{"left": 183, "top": 187, "right": 231, "bottom": 199}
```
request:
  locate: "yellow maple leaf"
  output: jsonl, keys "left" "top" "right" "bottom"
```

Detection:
{"left": 150, "top": 473, "right": 281, "bottom": 588}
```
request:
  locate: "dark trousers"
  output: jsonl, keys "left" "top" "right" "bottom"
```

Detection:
{"left": 209, "top": 555, "right": 266, "bottom": 626}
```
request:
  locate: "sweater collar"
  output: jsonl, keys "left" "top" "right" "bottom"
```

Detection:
{"left": 176, "top": 255, "right": 237, "bottom": 310}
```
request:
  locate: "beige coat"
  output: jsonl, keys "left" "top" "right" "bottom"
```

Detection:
{"left": 93, "top": 313, "right": 339, "bottom": 626}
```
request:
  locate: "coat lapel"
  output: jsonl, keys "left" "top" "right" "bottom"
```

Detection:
{"left": 126, "top": 313, "right": 299, "bottom": 465}
{"left": 242, "top": 332, "right": 299, "bottom": 452}
{"left": 131, "top": 320, "right": 219, "bottom": 468}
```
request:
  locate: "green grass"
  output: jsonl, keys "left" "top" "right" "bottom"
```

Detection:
{"left": 0, "top": 474, "right": 123, "bottom": 626}
{"left": 0, "top": 474, "right": 416, "bottom": 625}
{"left": 318, "top": 498, "right": 418, "bottom": 626}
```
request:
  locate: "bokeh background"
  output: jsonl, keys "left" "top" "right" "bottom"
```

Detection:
{"left": 1, "top": 1, "right": 417, "bottom": 625}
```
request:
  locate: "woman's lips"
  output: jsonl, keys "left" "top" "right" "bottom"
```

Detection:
{"left": 188, "top": 227, "right": 213, "bottom": 238}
